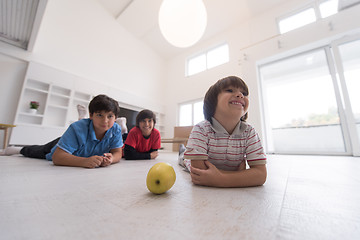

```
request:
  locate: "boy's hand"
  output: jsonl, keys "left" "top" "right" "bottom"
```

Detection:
{"left": 101, "top": 153, "right": 113, "bottom": 167}
{"left": 150, "top": 151, "right": 158, "bottom": 159}
{"left": 85, "top": 156, "right": 104, "bottom": 168}
{"left": 190, "top": 160, "right": 224, "bottom": 187}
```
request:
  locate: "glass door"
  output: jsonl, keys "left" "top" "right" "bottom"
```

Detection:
{"left": 259, "top": 48, "right": 348, "bottom": 154}
{"left": 259, "top": 33, "right": 360, "bottom": 156}
{"left": 332, "top": 35, "right": 360, "bottom": 156}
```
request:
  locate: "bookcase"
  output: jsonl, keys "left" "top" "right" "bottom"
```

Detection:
{"left": 9, "top": 62, "right": 165, "bottom": 146}
{"left": 10, "top": 77, "right": 94, "bottom": 145}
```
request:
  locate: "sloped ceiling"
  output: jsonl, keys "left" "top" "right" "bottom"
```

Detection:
{"left": 0, "top": 0, "right": 40, "bottom": 49}
{"left": 3, "top": 0, "right": 358, "bottom": 58}
{"left": 97, "top": 0, "right": 289, "bottom": 59}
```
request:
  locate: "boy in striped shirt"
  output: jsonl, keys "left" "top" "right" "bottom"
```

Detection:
{"left": 179, "top": 76, "right": 267, "bottom": 187}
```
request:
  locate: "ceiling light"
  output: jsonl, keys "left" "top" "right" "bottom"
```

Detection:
{"left": 158, "top": 0, "right": 207, "bottom": 48}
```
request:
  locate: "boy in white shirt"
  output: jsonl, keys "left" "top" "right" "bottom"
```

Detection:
{"left": 179, "top": 76, "right": 267, "bottom": 187}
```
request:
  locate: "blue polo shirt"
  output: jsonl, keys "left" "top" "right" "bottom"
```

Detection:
{"left": 46, "top": 119, "right": 123, "bottom": 160}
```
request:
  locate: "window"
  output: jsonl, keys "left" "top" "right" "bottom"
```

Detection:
{"left": 179, "top": 100, "right": 204, "bottom": 126}
{"left": 207, "top": 44, "right": 229, "bottom": 69}
{"left": 278, "top": 0, "right": 339, "bottom": 34}
{"left": 186, "top": 43, "right": 229, "bottom": 76}
{"left": 259, "top": 34, "right": 360, "bottom": 156}
{"left": 336, "top": 38, "right": 360, "bottom": 153}
{"left": 260, "top": 49, "right": 345, "bottom": 154}
{"left": 319, "top": 0, "right": 339, "bottom": 18}
{"left": 278, "top": 8, "right": 316, "bottom": 34}
{"left": 187, "top": 54, "right": 206, "bottom": 76}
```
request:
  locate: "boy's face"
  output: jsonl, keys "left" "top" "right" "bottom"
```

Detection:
{"left": 139, "top": 118, "right": 154, "bottom": 137}
{"left": 90, "top": 111, "right": 116, "bottom": 133}
{"left": 215, "top": 86, "right": 249, "bottom": 120}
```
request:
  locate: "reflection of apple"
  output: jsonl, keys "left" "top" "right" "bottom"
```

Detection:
{"left": 146, "top": 162, "right": 176, "bottom": 194}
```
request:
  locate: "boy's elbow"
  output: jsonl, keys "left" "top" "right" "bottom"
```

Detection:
{"left": 52, "top": 148, "right": 64, "bottom": 166}
{"left": 252, "top": 164, "right": 267, "bottom": 186}
{"left": 258, "top": 168, "right": 267, "bottom": 186}
{"left": 258, "top": 174, "right": 267, "bottom": 186}
{"left": 52, "top": 155, "right": 61, "bottom": 165}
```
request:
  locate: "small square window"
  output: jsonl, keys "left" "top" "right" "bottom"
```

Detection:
{"left": 207, "top": 44, "right": 229, "bottom": 69}
{"left": 186, "top": 43, "right": 229, "bottom": 76}
{"left": 193, "top": 101, "right": 204, "bottom": 125}
{"left": 179, "top": 104, "right": 192, "bottom": 126}
{"left": 278, "top": 8, "right": 317, "bottom": 34}
{"left": 187, "top": 54, "right": 206, "bottom": 76}
{"left": 179, "top": 100, "right": 204, "bottom": 126}
{"left": 319, "top": 0, "right": 338, "bottom": 18}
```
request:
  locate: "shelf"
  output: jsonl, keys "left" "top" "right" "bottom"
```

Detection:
{"left": 18, "top": 114, "right": 43, "bottom": 125}
{"left": 19, "top": 112, "right": 44, "bottom": 117}
{"left": 47, "top": 104, "right": 68, "bottom": 110}
{"left": 43, "top": 106, "right": 67, "bottom": 127}
{"left": 24, "top": 86, "right": 48, "bottom": 94}
{"left": 51, "top": 85, "right": 71, "bottom": 97}
{"left": 49, "top": 94, "right": 70, "bottom": 108}
{"left": 21, "top": 89, "right": 47, "bottom": 114}
{"left": 50, "top": 92, "right": 71, "bottom": 98}
{"left": 27, "top": 79, "right": 49, "bottom": 92}
{"left": 74, "top": 91, "right": 91, "bottom": 101}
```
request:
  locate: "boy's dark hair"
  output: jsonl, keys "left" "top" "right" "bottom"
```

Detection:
{"left": 88, "top": 94, "right": 120, "bottom": 118}
{"left": 203, "top": 76, "right": 249, "bottom": 123}
{"left": 136, "top": 109, "right": 156, "bottom": 127}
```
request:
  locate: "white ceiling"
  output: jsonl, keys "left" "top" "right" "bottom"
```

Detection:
{"left": 97, "top": 0, "right": 289, "bottom": 59}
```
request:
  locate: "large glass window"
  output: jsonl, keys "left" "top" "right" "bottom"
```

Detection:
{"left": 337, "top": 39, "right": 360, "bottom": 151}
{"left": 259, "top": 35, "right": 360, "bottom": 156}
{"left": 260, "top": 49, "right": 345, "bottom": 154}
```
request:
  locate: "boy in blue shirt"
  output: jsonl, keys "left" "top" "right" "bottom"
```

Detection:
{"left": 5, "top": 94, "right": 123, "bottom": 168}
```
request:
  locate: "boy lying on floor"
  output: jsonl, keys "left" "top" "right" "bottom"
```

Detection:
{"left": 3, "top": 94, "right": 123, "bottom": 168}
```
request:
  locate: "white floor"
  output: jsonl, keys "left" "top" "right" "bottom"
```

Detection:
{"left": 1, "top": 152, "right": 359, "bottom": 240}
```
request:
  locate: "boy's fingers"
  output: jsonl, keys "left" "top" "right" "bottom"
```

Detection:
{"left": 190, "top": 166, "right": 203, "bottom": 176}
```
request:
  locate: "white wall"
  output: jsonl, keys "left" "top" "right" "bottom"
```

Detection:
{"left": 0, "top": 55, "right": 27, "bottom": 148}
{"left": 31, "top": 0, "right": 165, "bottom": 107}
{"left": 163, "top": 2, "right": 360, "bottom": 146}
{"left": 0, "top": 0, "right": 166, "bottom": 148}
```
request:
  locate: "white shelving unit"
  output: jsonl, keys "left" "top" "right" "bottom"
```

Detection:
{"left": 9, "top": 63, "right": 96, "bottom": 145}
{"left": 10, "top": 62, "right": 165, "bottom": 146}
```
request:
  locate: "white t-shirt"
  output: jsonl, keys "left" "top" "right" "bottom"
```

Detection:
{"left": 184, "top": 118, "right": 266, "bottom": 171}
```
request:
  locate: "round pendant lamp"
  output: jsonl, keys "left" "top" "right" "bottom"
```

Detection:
{"left": 159, "top": 0, "right": 207, "bottom": 48}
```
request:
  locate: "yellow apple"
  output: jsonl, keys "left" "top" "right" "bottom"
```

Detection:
{"left": 146, "top": 162, "right": 176, "bottom": 194}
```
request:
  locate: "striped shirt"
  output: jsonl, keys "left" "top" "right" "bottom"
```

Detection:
{"left": 184, "top": 118, "right": 266, "bottom": 171}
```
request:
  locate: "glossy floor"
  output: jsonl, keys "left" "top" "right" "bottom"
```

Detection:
{"left": 0, "top": 152, "right": 359, "bottom": 240}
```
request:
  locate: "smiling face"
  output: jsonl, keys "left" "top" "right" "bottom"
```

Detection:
{"left": 90, "top": 111, "right": 116, "bottom": 138}
{"left": 139, "top": 118, "right": 154, "bottom": 137}
{"left": 214, "top": 86, "right": 249, "bottom": 121}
